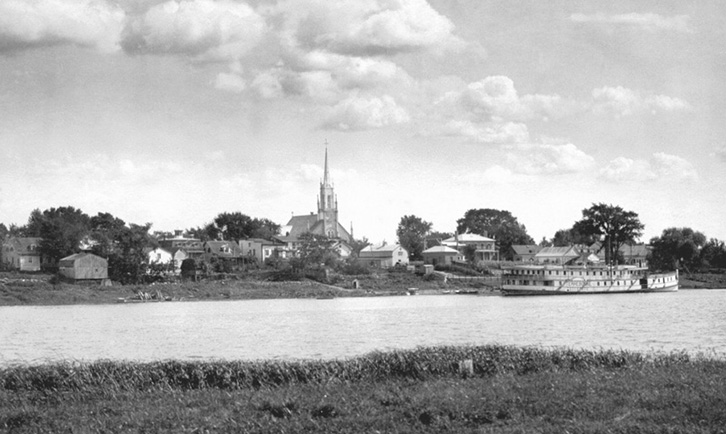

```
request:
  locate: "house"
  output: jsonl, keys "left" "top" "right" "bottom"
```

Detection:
{"left": 240, "top": 238, "right": 287, "bottom": 263}
{"left": 158, "top": 236, "right": 204, "bottom": 259}
{"left": 507, "top": 245, "right": 542, "bottom": 262}
{"left": 146, "top": 247, "right": 173, "bottom": 265}
{"left": 1, "top": 237, "right": 52, "bottom": 271}
{"left": 534, "top": 246, "right": 580, "bottom": 265}
{"left": 359, "top": 244, "right": 409, "bottom": 268}
{"left": 619, "top": 244, "right": 649, "bottom": 267}
{"left": 441, "top": 233, "right": 498, "bottom": 262}
{"left": 145, "top": 247, "right": 184, "bottom": 273}
{"left": 58, "top": 252, "right": 108, "bottom": 281}
{"left": 202, "top": 240, "right": 243, "bottom": 262}
{"left": 422, "top": 245, "right": 463, "bottom": 266}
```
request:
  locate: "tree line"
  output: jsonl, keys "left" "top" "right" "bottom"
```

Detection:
{"left": 396, "top": 203, "right": 726, "bottom": 272}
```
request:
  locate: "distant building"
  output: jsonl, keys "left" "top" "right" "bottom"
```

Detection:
{"left": 422, "top": 245, "right": 463, "bottom": 266}
{"left": 58, "top": 253, "right": 108, "bottom": 281}
{"left": 1, "top": 237, "right": 53, "bottom": 271}
{"left": 359, "top": 244, "right": 409, "bottom": 268}
{"left": 279, "top": 147, "right": 352, "bottom": 244}
{"left": 441, "top": 233, "right": 498, "bottom": 262}
{"left": 507, "top": 245, "right": 542, "bottom": 262}
{"left": 239, "top": 238, "right": 287, "bottom": 263}
{"left": 159, "top": 236, "right": 204, "bottom": 259}
{"left": 534, "top": 246, "right": 580, "bottom": 265}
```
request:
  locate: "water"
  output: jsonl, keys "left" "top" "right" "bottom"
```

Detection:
{"left": 1, "top": 290, "right": 725, "bottom": 365}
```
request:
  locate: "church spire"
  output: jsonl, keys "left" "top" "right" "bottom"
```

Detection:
{"left": 323, "top": 140, "right": 331, "bottom": 187}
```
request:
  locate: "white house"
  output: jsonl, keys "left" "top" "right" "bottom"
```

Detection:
{"left": 441, "top": 233, "right": 498, "bottom": 261}
{"left": 359, "top": 244, "right": 409, "bottom": 268}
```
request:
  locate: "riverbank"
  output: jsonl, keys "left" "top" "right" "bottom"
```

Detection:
{"left": 0, "top": 270, "right": 491, "bottom": 306}
{"left": 1, "top": 345, "right": 724, "bottom": 432}
{"left": 1, "top": 269, "right": 722, "bottom": 306}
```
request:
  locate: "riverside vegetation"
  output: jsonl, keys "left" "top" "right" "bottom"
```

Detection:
{"left": 0, "top": 267, "right": 493, "bottom": 306}
{"left": 1, "top": 345, "right": 725, "bottom": 433}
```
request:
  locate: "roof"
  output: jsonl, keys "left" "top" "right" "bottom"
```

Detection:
{"left": 620, "top": 244, "right": 649, "bottom": 257}
{"left": 422, "top": 245, "right": 460, "bottom": 255}
{"left": 510, "top": 245, "right": 541, "bottom": 255}
{"left": 4, "top": 237, "right": 42, "bottom": 253}
{"left": 535, "top": 246, "right": 579, "bottom": 258}
{"left": 204, "top": 241, "right": 242, "bottom": 256}
{"left": 284, "top": 214, "right": 319, "bottom": 238}
{"left": 442, "top": 233, "right": 495, "bottom": 243}
{"left": 59, "top": 252, "right": 106, "bottom": 262}
{"left": 359, "top": 244, "right": 406, "bottom": 258}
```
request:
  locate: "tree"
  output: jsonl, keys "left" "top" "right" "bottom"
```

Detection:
{"left": 348, "top": 237, "right": 371, "bottom": 258}
{"left": 572, "top": 203, "right": 644, "bottom": 265}
{"left": 27, "top": 206, "right": 91, "bottom": 262}
{"left": 296, "top": 233, "right": 340, "bottom": 269}
{"left": 700, "top": 238, "right": 726, "bottom": 269}
{"left": 425, "top": 231, "right": 453, "bottom": 248}
{"left": 0, "top": 223, "right": 7, "bottom": 240}
{"left": 456, "top": 208, "right": 534, "bottom": 254}
{"left": 204, "top": 212, "right": 281, "bottom": 241}
{"left": 396, "top": 215, "right": 432, "bottom": 261}
{"left": 649, "top": 227, "right": 707, "bottom": 272}
{"left": 551, "top": 226, "right": 594, "bottom": 247}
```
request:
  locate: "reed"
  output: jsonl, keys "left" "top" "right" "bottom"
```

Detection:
{"left": 1, "top": 345, "right": 716, "bottom": 393}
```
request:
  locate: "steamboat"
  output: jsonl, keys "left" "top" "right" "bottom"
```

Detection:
{"left": 500, "top": 264, "right": 678, "bottom": 296}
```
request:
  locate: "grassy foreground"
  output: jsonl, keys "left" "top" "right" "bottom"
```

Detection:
{"left": 2, "top": 346, "right": 725, "bottom": 433}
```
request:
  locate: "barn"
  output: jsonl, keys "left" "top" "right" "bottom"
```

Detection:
{"left": 58, "top": 253, "right": 108, "bottom": 281}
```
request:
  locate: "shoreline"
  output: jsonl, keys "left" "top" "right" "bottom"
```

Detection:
{"left": 1, "top": 271, "right": 723, "bottom": 307}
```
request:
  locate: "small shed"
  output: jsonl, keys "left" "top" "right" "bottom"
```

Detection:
{"left": 58, "top": 253, "right": 108, "bottom": 281}
{"left": 422, "top": 245, "right": 462, "bottom": 266}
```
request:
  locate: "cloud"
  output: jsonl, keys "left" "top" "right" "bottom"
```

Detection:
{"left": 0, "top": 0, "right": 125, "bottom": 53}
{"left": 321, "top": 93, "right": 410, "bottom": 130}
{"left": 599, "top": 153, "right": 697, "bottom": 182}
{"left": 275, "top": 0, "right": 463, "bottom": 56}
{"left": 504, "top": 143, "right": 595, "bottom": 175}
{"left": 591, "top": 86, "right": 692, "bottom": 116}
{"left": 458, "top": 76, "right": 572, "bottom": 122}
{"left": 716, "top": 146, "right": 726, "bottom": 162}
{"left": 214, "top": 72, "right": 246, "bottom": 93}
{"left": 441, "top": 120, "right": 530, "bottom": 144}
{"left": 121, "top": 0, "right": 266, "bottom": 62}
{"left": 570, "top": 12, "right": 691, "bottom": 33}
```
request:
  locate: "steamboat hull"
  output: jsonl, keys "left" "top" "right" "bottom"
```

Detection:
{"left": 500, "top": 265, "right": 678, "bottom": 296}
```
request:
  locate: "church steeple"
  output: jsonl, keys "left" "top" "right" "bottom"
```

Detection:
{"left": 318, "top": 142, "right": 338, "bottom": 238}
{"left": 323, "top": 141, "right": 331, "bottom": 187}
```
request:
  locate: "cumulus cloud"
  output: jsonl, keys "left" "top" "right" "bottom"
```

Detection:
{"left": 440, "top": 76, "right": 576, "bottom": 123}
{"left": 321, "top": 93, "right": 410, "bottom": 130}
{"left": 0, "top": 0, "right": 125, "bottom": 53}
{"left": 599, "top": 153, "right": 697, "bottom": 182}
{"left": 274, "top": 0, "right": 463, "bottom": 56}
{"left": 570, "top": 12, "right": 691, "bottom": 33}
{"left": 121, "top": 0, "right": 266, "bottom": 62}
{"left": 592, "top": 86, "right": 692, "bottom": 116}
{"left": 504, "top": 143, "right": 595, "bottom": 175}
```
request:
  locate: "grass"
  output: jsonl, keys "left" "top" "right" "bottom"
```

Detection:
{"left": 0, "top": 270, "right": 489, "bottom": 306}
{"left": 2, "top": 345, "right": 725, "bottom": 433}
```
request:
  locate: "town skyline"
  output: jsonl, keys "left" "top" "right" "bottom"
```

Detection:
{"left": 1, "top": 0, "right": 725, "bottom": 245}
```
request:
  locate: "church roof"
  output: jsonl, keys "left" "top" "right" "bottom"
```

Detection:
{"left": 284, "top": 214, "right": 319, "bottom": 238}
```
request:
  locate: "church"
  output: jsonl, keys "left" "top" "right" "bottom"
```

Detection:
{"left": 279, "top": 148, "right": 352, "bottom": 243}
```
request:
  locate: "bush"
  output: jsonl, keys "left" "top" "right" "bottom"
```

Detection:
{"left": 339, "top": 261, "right": 371, "bottom": 275}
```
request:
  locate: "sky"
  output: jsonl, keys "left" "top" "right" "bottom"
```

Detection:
{"left": 1, "top": 0, "right": 725, "bottom": 245}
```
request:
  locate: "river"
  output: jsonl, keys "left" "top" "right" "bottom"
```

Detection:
{"left": 1, "top": 290, "right": 725, "bottom": 365}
